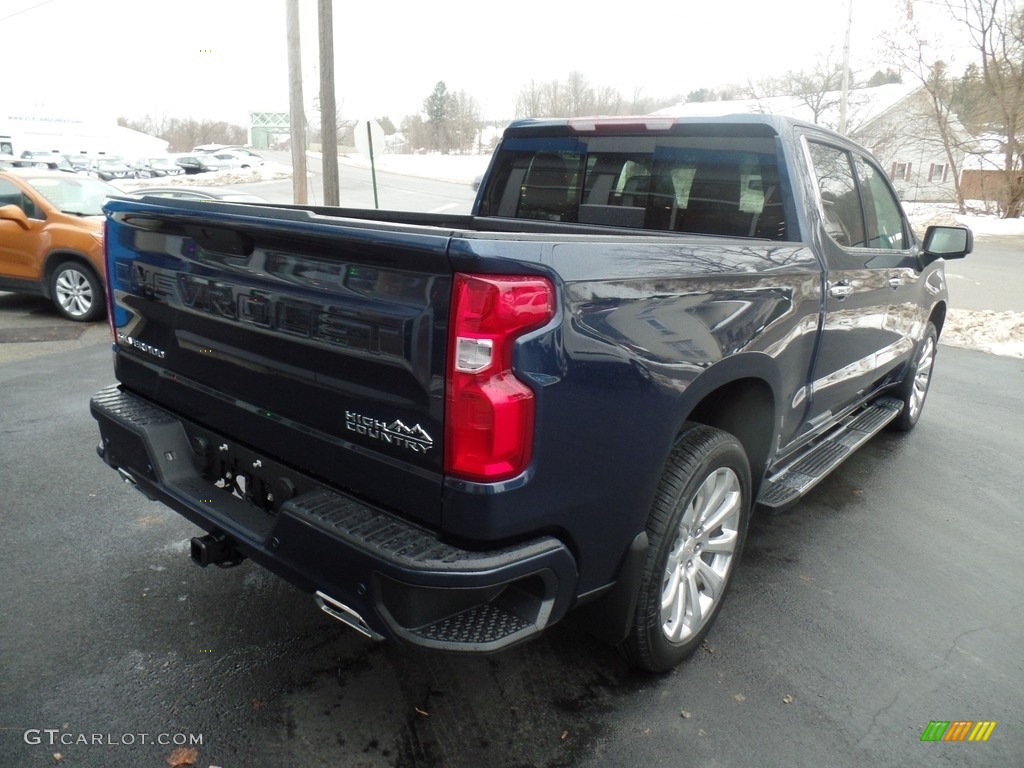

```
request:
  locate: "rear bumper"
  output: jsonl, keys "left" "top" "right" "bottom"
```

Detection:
{"left": 90, "top": 384, "right": 578, "bottom": 652}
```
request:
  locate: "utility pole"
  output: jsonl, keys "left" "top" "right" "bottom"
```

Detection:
{"left": 839, "top": 0, "right": 853, "bottom": 134}
{"left": 318, "top": 0, "right": 339, "bottom": 205}
{"left": 286, "top": 0, "right": 307, "bottom": 204}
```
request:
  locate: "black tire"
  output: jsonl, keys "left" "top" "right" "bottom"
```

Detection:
{"left": 889, "top": 321, "right": 938, "bottom": 432}
{"left": 619, "top": 423, "right": 751, "bottom": 672}
{"left": 50, "top": 261, "right": 104, "bottom": 322}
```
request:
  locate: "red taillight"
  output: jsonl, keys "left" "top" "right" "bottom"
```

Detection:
{"left": 445, "top": 273, "right": 555, "bottom": 482}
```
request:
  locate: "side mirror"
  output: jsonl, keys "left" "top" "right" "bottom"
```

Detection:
{"left": 0, "top": 203, "right": 30, "bottom": 230}
{"left": 922, "top": 225, "right": 972, "bottom": 262}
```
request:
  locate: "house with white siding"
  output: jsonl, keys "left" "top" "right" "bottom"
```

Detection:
{"left": 653, "top": 83, "right": 971, "bottom": 203}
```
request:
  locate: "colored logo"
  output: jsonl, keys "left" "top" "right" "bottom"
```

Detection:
{"left": 920, "top": 721, "right": 997, "bottom": 742}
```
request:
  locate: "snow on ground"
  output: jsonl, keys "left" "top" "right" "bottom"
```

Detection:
{"left": 943, "top": 309, "right": 1024, "bottom": 358}
{"left": 116, "top": 162, "right": 293, "bottom": 191}
{"left": 902, "top": 202, "right": 1024, "bottom": 358}
{"left": 902, "top": 201, "right": 1024, "bottom": 237}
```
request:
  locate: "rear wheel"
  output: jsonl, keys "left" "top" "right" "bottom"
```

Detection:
{"left": 619, "top": 423, "right": 751, "bottom": 672}
{"left": 50, "top": 261, "right": 103, "bottom": 322}
{"left": 890, "top": 321, "right": 938, "bottom": 432}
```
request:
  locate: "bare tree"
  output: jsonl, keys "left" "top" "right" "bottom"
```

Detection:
{"left": 117, "top": 113, "right": 171, "bottom": 139}
{"left": 514, "top": 72, "right": 631, "bottom": 118}
{"left": 515, "top": 80, "right": 546, "bottom": 118}
{"left": 593, "top": 85, "right": 624, "bottom": 115}
{"left": 448, "top": 90, "right": 482, "bottom": 154}
{"left": 543, "top": 80, "right": 567, "bottom": 116}
{"left": 882, "top": 10, "right": 973, "bottom": 210}
{"left": 118, "top": 116, "right": 247, "bottom": 152}
{"left": 400, "top": 114, "right": 428, "bottom": 152}
{"left": 939, "top": 0, "right": 1024, "bottom": 215}
{"left": 402, "top": 83, "right": 482, "bottom": 154}
{"left": 746, "top": 55, "right": 847, "bottom": 127}
{"left": 565, "top": 71, "right": 590, "bottom": 116}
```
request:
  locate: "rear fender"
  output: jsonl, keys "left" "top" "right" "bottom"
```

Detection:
{"left": 670, "top": 353, "right": 781, "bottom": 493}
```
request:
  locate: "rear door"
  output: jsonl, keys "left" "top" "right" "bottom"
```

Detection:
{"left": 105, "top": 199, "right": 454, "bottom": 527}
{"left": 801, "top": 137, "right": 919, "bottom": 432}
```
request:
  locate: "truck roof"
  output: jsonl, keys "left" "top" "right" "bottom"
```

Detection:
{"left": 503, "top": 113, "right": 831, "bottom": 140}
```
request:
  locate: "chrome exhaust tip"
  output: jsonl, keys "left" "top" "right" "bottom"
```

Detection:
{"left": 314, "top": 590, "right": 384, "bottom": 641}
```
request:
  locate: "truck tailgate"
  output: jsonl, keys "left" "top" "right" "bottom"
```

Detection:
{"left": 103, "top": 198, "right": 454, "bottom": 527}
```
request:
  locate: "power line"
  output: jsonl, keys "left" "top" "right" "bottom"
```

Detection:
{"left": 0, "top": 0, "right": 55, "bottom": 24}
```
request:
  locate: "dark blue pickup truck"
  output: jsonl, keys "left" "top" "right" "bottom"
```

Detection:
{"left": 90, "top": 115, "right": 971, "bottom": 672}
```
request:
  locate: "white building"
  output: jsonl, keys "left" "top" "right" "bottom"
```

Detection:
{"left": 654, "top": 84, "right": 970, "bottom": 203}
{"left": 1, "top": 110, "right": 167, "bottom": 159}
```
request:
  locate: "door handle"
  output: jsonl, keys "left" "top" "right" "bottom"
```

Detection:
{"left": 829, "top": 283, "right": 854, "bottom": 299}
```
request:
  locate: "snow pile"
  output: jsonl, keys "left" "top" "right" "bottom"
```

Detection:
{"left": 905, "top": 204, "right": 1024, "bottom": 360}
{"left": 943, "top": 309, "right": 1024, "bottom": 359}
{"left": 903, "top": 201, "right": 1024, "bottom": 237}
{"left": 116, "top": 162, "right": 292, "bottom": 191}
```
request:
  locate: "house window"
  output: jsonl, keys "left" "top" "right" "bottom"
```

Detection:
{"left": 889, "top": 162, "right": 912, "bottom": 181}
{"left": 928, "top": 163, "right": 949, "bottom": 182}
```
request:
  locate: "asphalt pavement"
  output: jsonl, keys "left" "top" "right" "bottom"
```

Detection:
{"left": 943, "top": 234, "right": 1024, "bottom": 313}
{"left": 1, "top": 212, "right": 1022, "bottom": 767}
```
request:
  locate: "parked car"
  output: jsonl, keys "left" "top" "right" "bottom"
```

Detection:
{"left": 133, "top": 157, "right": 184, "bottom": 178}
{"left": 17, "top": 150, "right": 59, "bottom": 166}
{"left": 62, "top": 154, "right": 93, "bottom": 174}
{"left": 209, "top": 150, "right": 264, "bottom": 169}
{"left": 0, "top": 168, "right": 120, "bottom": 321}
{"left": 127, "top": 185, "right": 268, "bottom": 203}
{"left": 194, "top": 144, "right": 263, "bottom": 158}
{"left": 175, "top": 154, "right": 224, "bottom": 174}
{"left": 15, "top": 151, "right": 75, "bottom": 172}
{"left": 91, "top": 156, "right": 134, "bottom": 181}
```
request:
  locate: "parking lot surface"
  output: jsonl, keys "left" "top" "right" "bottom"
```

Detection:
{"left": 1, "top": 288, "right": 1022, "bottom": 767}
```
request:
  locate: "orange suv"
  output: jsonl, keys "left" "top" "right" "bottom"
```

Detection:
{"left": 0, "top": 168, "right": 121, "bottom": 321}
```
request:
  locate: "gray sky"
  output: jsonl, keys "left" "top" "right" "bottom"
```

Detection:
{"left": 1, "top": 0, "right": 965, "bottom": 126}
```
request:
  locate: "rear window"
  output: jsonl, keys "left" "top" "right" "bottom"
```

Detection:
{"left": 479, "top": 134, "right": 789, "bottom": 240}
